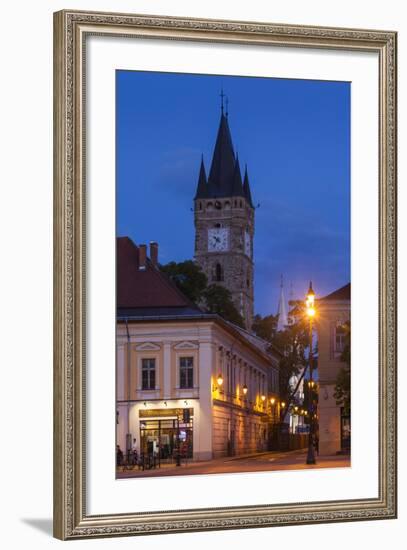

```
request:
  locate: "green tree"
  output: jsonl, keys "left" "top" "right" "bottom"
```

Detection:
{"left": 274, "top": 321, "right": 309, "bottom": 405}
{"left": 252, "top": 307, "right": 310, "bottom": 405}
{"left": 203, "top": 284, "right": 245, "bottom": 328}
{"left": 161, "top": 260, "right": 207, "bottom": 303}
{"left": 160, "top": 261, "right": 244, "bottom": 327}
{"left": 252, "top": 313, "right": 278, "bottom": 341}
{"left": 334, "top": 321, "right": 351, "bottom": 414}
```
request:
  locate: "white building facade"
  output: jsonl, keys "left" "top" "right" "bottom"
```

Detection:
{"left": 116, "top": 316, "right": 280, "bottom": 461}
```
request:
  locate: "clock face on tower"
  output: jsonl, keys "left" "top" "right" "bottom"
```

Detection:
{"left": 208, "top": 228, "right": 229, "bottom": 252}
{"left": 244, "top": 230, "right": 251, "bottom": 257}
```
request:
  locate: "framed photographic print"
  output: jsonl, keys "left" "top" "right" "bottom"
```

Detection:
{"left": 53, "top": 9, "right": 397, "bottom": 540}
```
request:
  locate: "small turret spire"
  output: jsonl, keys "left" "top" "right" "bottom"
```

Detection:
{"left": 231, "top": 154, "right": 244, "bottom": 196}
{"left": 194, "top": 155, "right": 207, "bottom": 199}
{"left": 243, "top": 164, "right": 254, "bottom": 208}
{"left": 277, "top": 275, "right": 288, "bottom": 332}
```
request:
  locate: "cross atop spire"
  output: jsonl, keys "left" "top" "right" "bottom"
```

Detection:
{"left": 220, "top": 88, "right": 225, "bottom": 115}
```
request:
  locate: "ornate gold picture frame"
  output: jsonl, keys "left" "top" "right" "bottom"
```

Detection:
{"left": 53, "top": 9, "right": 397, "bottom": 540}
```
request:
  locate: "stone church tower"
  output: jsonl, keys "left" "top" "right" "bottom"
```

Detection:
{"left": 193, "top": 103, "right": 255, "bottom": 330}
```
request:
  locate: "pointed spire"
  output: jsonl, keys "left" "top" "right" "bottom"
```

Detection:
{"left": 231, "top": 154, "right": 244, "bottom": 196}
{"left": 203, "top": 94, "right": 254, "bottom": 204}
{"left": 277, "top": 275, "right": 288, "bottom": 332}
{"left": 207, "top": 109, "right": 236, "bottom": 195}
{"left": 194, "top": 155, "right": 207, "bottom": 199}
{"left": 243, "top": 164, "right": 254, "bottom": 208}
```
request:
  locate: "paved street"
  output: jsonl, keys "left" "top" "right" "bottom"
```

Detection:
{"left": 117, "top": 449, "right": 350, "bottom": 479}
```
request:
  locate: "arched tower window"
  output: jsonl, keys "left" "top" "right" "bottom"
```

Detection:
{"left": 213, "top": 263, "right": 224, "bottom": 282}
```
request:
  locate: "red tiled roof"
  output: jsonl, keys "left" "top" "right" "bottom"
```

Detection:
{"left": 320, "top": 283, "right": 351, "bottom": 301}
{"left": 117, "top": 237, "right": 197, "bottom": 309}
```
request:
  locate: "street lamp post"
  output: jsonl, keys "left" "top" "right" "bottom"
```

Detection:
{"left": 306, "top": 281, "right": 317, "bottom": 465}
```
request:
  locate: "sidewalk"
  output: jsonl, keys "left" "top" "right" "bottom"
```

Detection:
{"left": 116, "top": 448, "right": 350, "bottom": 479}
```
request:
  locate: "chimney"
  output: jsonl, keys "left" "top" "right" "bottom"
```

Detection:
{"left": 138, "top": 244, "right": 147, "bottom": 270}
{"left": 150, "top": 241, "right": 158, "bottom": 266}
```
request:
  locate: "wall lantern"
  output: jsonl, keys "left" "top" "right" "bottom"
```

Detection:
{"left": 212, "top": 374, "right": 224, "bottom": 392}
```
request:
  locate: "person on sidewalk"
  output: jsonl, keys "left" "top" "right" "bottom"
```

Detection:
{"left": 116, "top": 445, "right": 124, "bottom": 467}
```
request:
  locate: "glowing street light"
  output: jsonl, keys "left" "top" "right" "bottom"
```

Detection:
{"left": 305, "top": 281, "right": 317, "bottom": 465}
{"left": 306, "top": 281, "right": 315, "bottom": 307}
{"left": 307, "top": 306, "right": 316, "bottom": 317}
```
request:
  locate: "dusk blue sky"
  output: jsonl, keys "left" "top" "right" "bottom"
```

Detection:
{"left": 116, "top": 70, "right": 350, "bottom": 317}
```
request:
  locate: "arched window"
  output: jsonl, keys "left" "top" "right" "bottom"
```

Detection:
{"left": 213, "top": 263, "right": 224, "bottom": 282}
